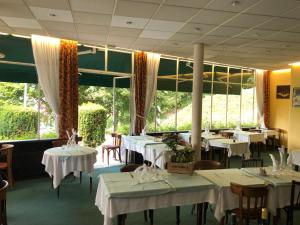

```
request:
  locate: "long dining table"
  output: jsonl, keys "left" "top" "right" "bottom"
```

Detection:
{"left": 95, "top": 167, "right": 300, "bottom": 225}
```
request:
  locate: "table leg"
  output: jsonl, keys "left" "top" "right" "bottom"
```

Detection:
{"left": 57, "top": 185, "right": 60, "bottom": 199}
{"left": 176, "top": 206, "right": 180, "bottom": 225}
{"left": 80, "top": 171, "right": 82, "bottom": 184}
{"left": 117, "top": 214, "right": 126, "bottom": 225}
{"left": 125, "top": 149, "right": 128, "bottom": 165}
{"left": 196, "top": 203, "right": 203, "bottom": 225}
{"left": 89, "top": 177, "right": 92, "bottom": 194}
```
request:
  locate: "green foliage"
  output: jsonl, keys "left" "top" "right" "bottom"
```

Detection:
{"left": 170, "top": 146, "right": 194, "bottom": 163}
{"left": 162, "top": 133, "right": 178, "bottom": 151}
{"left": 79, "top": 103, "right": 107, "bottom": 147}
{"left": 0, "top": 105, "right": 38, "bottom": 140}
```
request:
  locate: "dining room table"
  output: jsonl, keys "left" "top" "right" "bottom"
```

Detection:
{"left": 42, "top": 144, "right": 98, "bottom": 196}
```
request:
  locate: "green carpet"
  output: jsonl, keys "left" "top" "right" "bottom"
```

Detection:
{"left": 6, "top": 151, "right": 300, "bottom": 225}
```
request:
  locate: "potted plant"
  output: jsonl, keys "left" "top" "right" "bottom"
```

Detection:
{"left": 162, "top": 133, "right": 195, "bottom": 175}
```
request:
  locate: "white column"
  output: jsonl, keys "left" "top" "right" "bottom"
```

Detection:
{"left": 192, "top": 43, "right": 204, "bottom": 160}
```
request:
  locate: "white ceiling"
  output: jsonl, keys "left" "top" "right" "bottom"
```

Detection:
{"left": 1, "top": 0, "right": 300, "bottom": 69}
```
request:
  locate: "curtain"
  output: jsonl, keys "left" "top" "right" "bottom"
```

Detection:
{"left": 263, "top": 70, "right": 270, "bottom": 128}
{"left": 144, "top": 52, "right": 160, "bottom": 126}
{"left": 31, "top": 35, "right": 60, "bottom": 132}
{"left": 131, "top": 51, "right": 147, "bottom": 135}
{"left": 58, "top": 39, "right": 79, "bottom": 139}
{"left": 255, "top": 69, "right": 266, "bottom": 128}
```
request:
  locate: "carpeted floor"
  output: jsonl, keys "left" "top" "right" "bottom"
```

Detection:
{"left": 7, "top": 150, "right": 300, "bottom": 225}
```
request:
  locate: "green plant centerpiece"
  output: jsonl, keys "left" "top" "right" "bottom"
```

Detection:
{"left": 162, "top": 133, "right": 195, "bottom": 174}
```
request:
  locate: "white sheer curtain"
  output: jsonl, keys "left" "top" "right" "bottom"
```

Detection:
{"left": 144, "top": 52, "right": 160, "bottom": 126}
{"left": 255, "top": 69, "right": 266, "bottom": 128}
{"left": 31, "top": 35, "right": 60, "bottom": 131}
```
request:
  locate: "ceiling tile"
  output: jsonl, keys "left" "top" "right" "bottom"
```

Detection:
{"left": 163, "top": 40, "right": 191, "bottom": 47}
{"left": 246, "top": 0, "right": 300, "bottom": 17}
{"left": 237, "top": 29, "right": 277, "bottom": 39}
{"left": 197, "top": 35, "right": 226, "bottom": 45}
{"left": 111, "top": 16, "right": 149, "bottom": 29}
{"left": 257, "top": 17, "right": 300, "bottom": 31}
{"left": 209, "top": 26, "right": 247, "bottom": 37}
{"left": 0, "top": 0, "right": 24, "bottom": 3}
{"left": 145, "top": 20, "right": 184, "bottom": 32}
{"left": 48, "top": 30, "right": 78, "bottom": 40}
{"left": 169, "top": 32, "right": 200, "bottom": 42}
{"left": 0, "top": 17, "right": 42, "bottom": 29}
{"left": 40, "top": 21, "right": 76, "bottom": 32}
{"left": 224, "top": 13, "right": 272, "bottom": 28}
{"left": 0, "top": 26, "right": 13, "bottom": 33}
{"left": 178, "top": 23, "right": 216, "bottom": 34}
{"left": 0, "top": 19, "right": 6, "bottom": 26}
{"left": 139, "top": 30, "right": 174, "bottom": 39}
{"left": 25, "top": 0, "right": 70, "bottom": 10}
{"left": 286, "top": 24, "right": 300, "bottom": 33}
{"left": 76, "top": 24, "right": 108, "bottom": 35}
{"left": 221, "top": 37, "right": 254, "bottom": 46}
{"left": 127, "top": 0, "right": 162, "bottom": 3}
{"left": 70, "top": 0, "right": 114, "bottom": 14}
{"left": 154, "top": 5, "right": 199, "bottom": 22}
{"left": 30, "top": 7, "right": 73, "bottom": 23}
{"left": 134, "top": 37, "right": 164, "bottom": 46}
{"left": 164, "top": 0, "right": 211, "bottom": 8}
{"left": 131, "top": 44, "right": 155, "bottom": 51}
{"left": 108, "top": 35, "right": 137, "bottom": 44}
{"left": 72, "top": 12, "right": 111, "bottom": 26}
{"left": 109, "top": 27, "right": 142, "bottom": 37}
{"left": 283, "top": 7, "right": 300, "bottom": 19}
{"left": 12, "top": 27, "right": 47, "bottom": 36}
{"left": 77, "top": 33, "right": 107, "bottom": 42}
{"left": 205, "top": 0, "right": 260, "bottom": 12}
{"left": 264, "top": 31, "right": 300, "bottom": 43}
{"left": 0, "top": 3, "right": 33, "bottom": 18}
{"left": 191, "top": 9, "right": 236, "bottom": 25}
{"left": 115, "top": 0, "right": 159, "bottom": 18}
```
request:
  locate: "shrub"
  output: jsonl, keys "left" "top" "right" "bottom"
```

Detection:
{"left": 79, "top": 103, "right": 107, "bottom": 147}
{"left": 0, "top": 105, "right": 38, "bottom": 140}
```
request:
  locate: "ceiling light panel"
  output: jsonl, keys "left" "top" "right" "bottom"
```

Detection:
{"left": 70, "top": 0, "right": 114, "bottom": 14}
{"left": 115, "top": 0, "right": 159, "bottom": 18}
{"left": 145, "top": 20, "right": 185, "bottom": 32}
{"left": 0, "top": 16, "right": 42, "bottom": 29}
{"left": 154, "top": 5, "right": 199, "bottom": 22}
{"left": 139, "top": 30, "right": 175, "bottom": 40}
{"left": 72, "top": 12, "right": 112, "bottom": 26}
{"left": 111, "top": 16, "right": 149, "bottom": 29}
{"left": 25, "top": 0, "right": 70, "bottom": 10}
{"left": 30, "top": 7, "right": 73, "bottom": 23}
{"left": 191, "top": 9, "right": 236, "bottom": 25}
{"left": 205, "top": 0, "right": 260, "bottom": 12}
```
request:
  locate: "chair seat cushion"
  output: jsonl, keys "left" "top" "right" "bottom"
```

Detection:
{"left": 0, "top": 162, "right": 8, "bottom": 169}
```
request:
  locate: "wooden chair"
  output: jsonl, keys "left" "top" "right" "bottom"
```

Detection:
{"left": 120, "top": 164, "right": 153, "bottom": 225}
{"left": 52, "top": 139, "right": 68, "bottom": 147}
{"left": 230, "top": 182, "right": 268, "bottom": 225}
{"left": 0, "top": 180, "right": 8, "bottom": 225}
{"left": 0, "top": 144, "right": 14, "bottom": 187}
{"left": 102, "top": 133, "right": 122, "bottom": 165}
{"left": 285, "top": 180, "right": 300, "bottom": 225}
{"left": 241, "top": 158, "right": 264, "bottom": 168}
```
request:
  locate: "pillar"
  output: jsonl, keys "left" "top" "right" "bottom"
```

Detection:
{"left": 192, "top": 43, "right": 204, "bottom": 160}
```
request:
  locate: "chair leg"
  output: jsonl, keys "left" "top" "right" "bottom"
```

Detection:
{"left": 57, "top": 185, "right": 60, "bottom": 199}
{"left": 89, "top": 177, "right": 92, "bottom": 195}
{"left": 203, "top": 203, "right": 208, "bottom": 224}
{"left": 176, "top": 206, "right": 180, "bottom": 225}
{"left": 118, "top": 148, "right": 122, "bottom": 163}
{"left": 7, "top": 167, "right": 14, "bottom": 187}
{"left": 102, "top": 147, "right": 105, "bottom": 162}
{"left": 149, "top": 209, "right": 154, "bottom": 225}
{"left": 125, "top": 149, "right": 128, "bottom": 165}
{"left": 107, "top": 150, "right": 110, "bottom": 165}
{"left": 2, "top": 199, "right": 7, "bottom": 225}
{"left": 191, "top": 204, "right": 196, "bottom": 215}
{"left": 144, "top": 210, "right": 148, "bottom": 222}
{"left": 196, "top": 203, "right": 203, "bottom": 225}
{"left": 80, "top": 171, "right": 82, "bottom": 184}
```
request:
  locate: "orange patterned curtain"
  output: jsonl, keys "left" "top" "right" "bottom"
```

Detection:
{"left": 263, "top": 70, "right": 270, "bottom": 128}
{"left": 58, "top": 39, "right": 78, "bottom": 139}
{"left": 133, "top": 51, "right": 147, "bottom": 135}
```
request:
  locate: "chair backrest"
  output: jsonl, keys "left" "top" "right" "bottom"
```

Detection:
{"left": 111, "top": 133, "right": 122, "bottom": 147}
{"left": 221, "top": 131, "right": 234, "bottom": 139}
{"left": 120, "top": 164, "right": 142, "bottom": 172}
{"left": 194, "top": 160, "right": 224, "bottom": 170}
{"left": 290, "top": 180, "right": 300, "bottom": 209}
{"left": 0, "top": 144, "right": 14, "bottom": 167}
{"left": 52, "top": 139, "right": 68, "bottom": 147}
{"left": 230, "top": 182, "right": 268, "bottom": 221}
{"left": 241, "top": 158, "right": 264, "bottom": 168}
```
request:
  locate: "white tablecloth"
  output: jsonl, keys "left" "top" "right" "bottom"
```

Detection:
{"left": 208, "top": 138, "right": 250, "bottom": 158}
{"left": 95, "top": 171, "right": 216, "bottom": 225}
{"left": 178, "top": 132, "right": 218, "bottom": 144}
{"left": 288, "top": 149, "right": 300, "bottom": 166}
{"left": 121, "top": 135, "right": 172, "bottom": 169}
{"left": 261, "top": 129, "right": 279, "bottom": 139}
{"left": 234, "top": 131, "right": 265, "bottom": 144}
{"left": 42, "top": 145, "right": 98, "bottom": 189}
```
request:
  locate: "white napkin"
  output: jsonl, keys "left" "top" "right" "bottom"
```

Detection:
{"left": 269, "top": 154, "right": 279, "bottom": 173}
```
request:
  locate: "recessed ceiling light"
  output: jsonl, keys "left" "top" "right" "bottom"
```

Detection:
{"left": 231, "top": 1, "right": 240, "bottom": 6}
{"left": 194, "top": 27, "right": 201, "bottom": 32}
{"left": 126, "top": 21, "right": 133, "bottom": 25}
{"left": 49, "top": 13, "right": 56, "bottom": 17}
